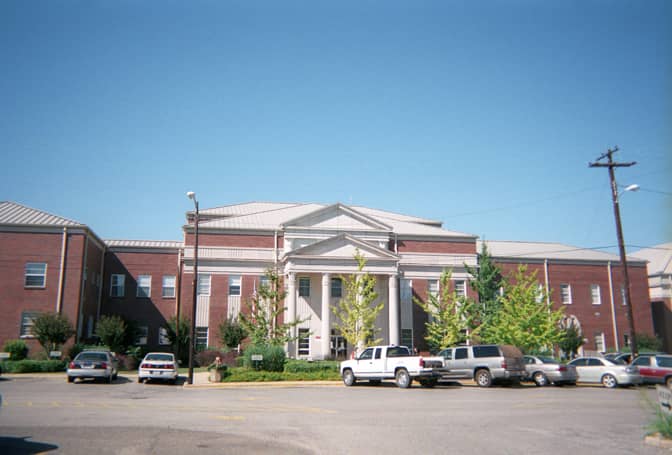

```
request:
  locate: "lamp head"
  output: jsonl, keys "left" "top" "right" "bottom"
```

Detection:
{"left": 186, "top": 191, "right": 196, "bottom": 200}
{"left": 624, "top": 184, "right": 640, "bottom": 192}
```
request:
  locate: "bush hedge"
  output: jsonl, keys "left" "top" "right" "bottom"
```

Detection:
{"left": 3, "top": 339, "right": 29, "bottom": 360}
{"left": 284, "top": 360, "right": 339, "bottom": 374}
{"left": 224, "top": 367, "right": 340, "bottom": 382}
{"left": 242, "top": 345, "right": 286, "bottom": 372}
{"left": 1, "top": 359, "right": 66, "bottom": 373}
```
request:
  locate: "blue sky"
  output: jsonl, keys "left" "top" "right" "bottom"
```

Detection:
{"left": 1, "top": 1, "right": 670, "bottom": 253}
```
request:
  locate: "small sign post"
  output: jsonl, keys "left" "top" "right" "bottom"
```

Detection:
{"left": 251, "top": 354, "right": 263, "bottom": 371}
{"left": 657, "top": 385, "right": 672, "bottom": 416}
{"left": 0, "top": 352, "right": 10, "bottom": 360}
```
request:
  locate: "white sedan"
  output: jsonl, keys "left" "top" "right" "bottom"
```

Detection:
{"left": 138, "top": 352, "right": 178, "bottom": 384}
{"left": 567, "top": 356, "right": 641, "bottom": 388}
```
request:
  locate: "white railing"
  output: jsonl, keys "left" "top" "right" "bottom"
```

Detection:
{"left": 183, "top": 247, "right": 275, "bottom": 261}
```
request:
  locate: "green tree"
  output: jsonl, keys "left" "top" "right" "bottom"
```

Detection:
{"left": 558, "top": 323, "right": 584, "bottom": 360}
{"left": 218, "top": 316, "right": 247, "bottom": 351}
{"left": 482, "top": 265, "right": 565, "bottom": 353}
{"left": 414, "top": 269, "right": 480, "bottom": 352}
{"left": 239, "top": 268, "right": 305, "bottom": 346}
{"left": 95, "top": 315, "right": 134, "bottom": 353}
{"left": 465, "top": 242, "right": 503, "bottom": 342}
{"left": 331, "top": 250, "right": 383, "bottom": 352}
{"left": 164, "top": 316, "right": 191, "bottom": 365}
{"left": 32, "top": 312, "right": 75, "bottom": 356}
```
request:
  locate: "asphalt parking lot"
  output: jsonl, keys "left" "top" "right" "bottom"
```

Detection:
{"left": 0, "top": 373, "right": 668, "bottom": 454}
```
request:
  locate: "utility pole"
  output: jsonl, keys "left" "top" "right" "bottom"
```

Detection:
{"left": 589, "top": 146, "right": 638, "bottom": 358}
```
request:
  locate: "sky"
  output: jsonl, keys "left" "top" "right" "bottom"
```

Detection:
{"left": 1, "top": 1, "right": 670, "bottom": 254}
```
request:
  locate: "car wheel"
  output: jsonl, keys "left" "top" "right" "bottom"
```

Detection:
{"left": 342, "top": 369, "right": 356, "bottom": 387}
{"left": 533, "top": 372, "right": 549, "bottom": 387}
{"left": 138, "top": 377, "right": 144, "bottom": 384}
{"left": 395, "top": 368, "right": 412, "bottom": 389}
{"left": 67, "top": 376, "right": 74, "bottom": 383}
{"left": 666, "top": 377, "right": 672, "bottom": 389}
{"left": 475, "top": 369, "right": 493, "bottom": 387}
{"left": 602, "top": 373, "right": 617, "bottom": 388}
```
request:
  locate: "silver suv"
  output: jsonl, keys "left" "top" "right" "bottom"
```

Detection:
{"left": 438, "top": 344, "right": 526, "bottom": 387}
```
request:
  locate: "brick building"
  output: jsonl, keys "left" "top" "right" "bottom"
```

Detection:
{"left": 0, "top": 200, "right": 656, "bottom": 357}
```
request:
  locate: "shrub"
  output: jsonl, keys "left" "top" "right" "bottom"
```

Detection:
{"left": 95, "top": 315, "right": 133, "bottom": 353}
{"left": 223, "top": 367, "right": 340, "bottom": 382}
{"left": 637, "top": 333, "right": 663, "bottom": 352}
{"left": 32, "top": 313, "right": 75, "bottom": 356}
{"left": 3, "top": 339, "right": 29, "bottom": 360}
{"left": 1, "top": 359, "right": 66, "bottom": 373}
{"left": 219, "top": 317, "right": 247, "bottom": 350}
{"left": 117, "top": 354, "right": 139, "bottom": 371}
{"left": 284, "top": 360, "right": 339, "bottom": 374}
{"left": 164, "top": 316, "right": 191, "bottom": 365}
{"left": 242, "top": 344, "right": 286, "bottom": 372}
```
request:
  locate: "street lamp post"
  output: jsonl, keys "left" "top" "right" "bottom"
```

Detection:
{"left": 186, "top": 191, "right": 199, "bottom": 385}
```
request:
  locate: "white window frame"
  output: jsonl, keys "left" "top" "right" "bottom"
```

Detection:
{"left": 159, "top": 327, "right": 171, "bottom": 345}
{"left": 298, "top": 328, "right": 310, "bottom": 356}
{"left": 331, "top": 277, "right": 342, "bottom": 298}
{"left": 162, "top": 275, "right": 176, "bottom": 298}
{"left": 136, "top": 275, "right": 152, "bottom": 298}
{"left": 560, "top": 284, "right": 572, "bottom": 305}
{"left": 229, "top": 275, "right": 241, "bottom": 296}
{"left": 20, "top": 311, "right": 40, "bottom": 338}
{"left": 299, "top": 277, "right": 311, "bottom": 297}
{"left": 621, "top": 285, "right": 627, "bottom": 306}
{"left": 24, "top": 262, "right": 47, "bottom": 288}
{"left": 427, "top": 280, "right": 439, "bottom": 298}
{"left": 535, "top": 283, "right": 545, "bottom": 303}
{"left": 595, "top": 332, "right": 606, "bottom": 352}
{"left": 135, "top": 325, "right": 148, "bottom": 345}
{"left": 590, "top": 284, "right": 601, "bottom": 305}
{"left": 110, "top": 274, "right": 125, "bottom": 297}
{"left": 198, "top": 274, "right": 211, "bottom": 296}
{"left": 454, "top": 280, "right": 466, "bottom": 297}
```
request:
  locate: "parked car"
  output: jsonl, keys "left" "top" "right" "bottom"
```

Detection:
{"left": 523, "top": 355, "right": 577, "bottom": 386}
{"left": 631, "top": 354, "right": 672, "bottom": 387}
{"left": 340, "top": 345, "right": 446, "bottom": 388}
{"left": 438, "top": 344, "right": 526, "bottom": 387}
{"left": 567, "top": 356, "right": 640, "bottom": 388}
{"left": 67, "top": 350, "right": 119, "bottom": 383}
{"left": 138, "top": 352, "right": 178, "bottom": 384}
{"left": 603, "top": 353, "right": 631, "bottom": 364}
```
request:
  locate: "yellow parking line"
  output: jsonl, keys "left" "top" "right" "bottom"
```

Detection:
{"left": 214, "top": 415, "right": 245, "bottom": 421}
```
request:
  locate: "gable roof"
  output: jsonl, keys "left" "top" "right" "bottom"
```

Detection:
{"left": 0, "top": 201, "right": 85, "bottom": 227}
{"left": 281, "top": 203, "right": 392, "bottom": 231}
{"left": 631, "top": 243, "right": 672, "bottom": 275}
{"left": 285, "top": 233, "right": 399, "bottom": 260}
{"left": 480, "top": 240, "right": 646, "bottom": 264}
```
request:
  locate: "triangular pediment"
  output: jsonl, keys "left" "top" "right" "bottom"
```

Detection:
{"left": 286, "top": 234, "right": 398, "bottom": 260}
{"left": 281, "top": 203, "right": 391, "bottom": 232}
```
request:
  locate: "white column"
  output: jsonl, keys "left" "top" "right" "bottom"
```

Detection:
{"left": 287, "top": 272, "right": 297, "bottom": 357}
{"left": 321, "top": 273, "right": 331, "bottom": 360}
{"left": 388, "top": 275, "right": 400, "bottom": 345}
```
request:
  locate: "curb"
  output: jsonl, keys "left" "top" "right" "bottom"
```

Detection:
{"left": 644, "top": 434, "right": 672, "bottom": 450}
{"left": 183, "top": 380, "right": 343, "bottom": 389}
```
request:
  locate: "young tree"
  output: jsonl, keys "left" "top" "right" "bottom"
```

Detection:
{"left": 32, "top": 312, "right": 75, "bottom": 356}
{"left": 331, "top": 250, "right": 383, "bottom": 353}
{"left": 95, "top": 315, "right": 135, "bottom": 353}
{"left": 558, "top": 324, "right": 584, "bottom": 360}
{"left": 218, "top": 316, "right": 247, "bottom": 352}
{"left": 465, "top": 242, "right": 503, "bottom": 342}
{"left": 164, "top": 316, "right": 191, "bottom": 364}
{"left": 414, "top": 269, "right": 480, "bottom": 352}
{"left": 238, "top": 268, "right": 304, "bottom": 346}
{"left": 482, "top": 265, "right": 565, "bottom": 353}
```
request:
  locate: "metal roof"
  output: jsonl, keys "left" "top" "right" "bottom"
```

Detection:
{"left": 479, "top": 240, "right": 645, "bottom": 263}
{"left": 0, "top": 201, "right": 85, "bottom": 227}
{"left": 105, "top": 239, "right": 184, "bottom": 249}
{"left": 631, "top": 243, "right": 672, "bottom": 275}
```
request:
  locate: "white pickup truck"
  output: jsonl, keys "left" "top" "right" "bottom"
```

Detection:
{"left": 340, "top": 345, "right": 447, "bottom": 388}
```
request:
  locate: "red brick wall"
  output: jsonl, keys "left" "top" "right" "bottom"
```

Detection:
{"left": 184, "top": 233, "right": 275, "bottom": 248}
{"left": 101, "top": 250, "right": 180, "bottom": 350}
{"left": 495, "top": 260, "right": 654, "bottom": 352}
{"left": 0, "top": 231, "right": 95, "bottom": 355}
{"left": 396, "top": 239, "right": 476, "bottom": 254}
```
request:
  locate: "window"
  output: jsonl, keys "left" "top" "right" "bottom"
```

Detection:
{"left": 299, "top": 277, "right": 310, "bottom": 297}
{"left": 331, "top": 278, "right": 342, "bottom": 298}
{"left": 110, "top": 274, "right": 125, "bottom": 297}
{"left": 536, "top": 284, "right": 545, "bottom": 303}
{"left": 455, "top": 348, "right": 468, "bottom": 360}
{"left": 136, "top": 275, "right": 151, "bottom": 298}
{"left": 195, "top": 327, "right": 208, "bottom": 350}
{"left": 473, "top": 346, "right": 500, "bottom": 358}
{"left": 159, "top": 327, "right": 171, "bottom": 345}
{"left": 633, "top": 356, "right": 651, "bottom": 367}
{"left": 659, "top": 357, "right": 672, "bottom": 368}
{"left": 587, "top": 358, "right": 602, "bottom": 366}
{"left": 229, "top": 275, "right": 241, "bottom": 296}
{"left": 24, "top": 262, "right": 47, "bottom": 288}
{"left": 359, "top": 348, "right": 373, "bottom": 360}
{"left": 400, "top": 329, "right": 413, "bottom": 350}
{"left": 590, "top": 284, "right": 601, "bottom": 305}
{"left": 258, "top": 275, "right": 270, "bottom": 293}
{"left": 374, "top": 348, "right": 382, "bottom": 359}
{"left": 197, "top": 274, "right": 211, "bottom": 296}
{"left": 20, "top": 311, "right": 40, "bottom": 337}
{"left": 428, "top": 280, "right": 439, "bottom": 298}
{"left": 135, "top": 326, "right": 148, "bottom": 345}
{"left": 298, "top": 328, "right": 310, "bottom": 356}
{"left": 560, "top": 284, "right": 572, "bottom": 305}
{"left": 388, "top": 346, "right": 411, "bottom": 357}
{"left": 621, "top": 285, "right": 627, "bottom": 306}
{"left": 594, "top": 333, "right": 605, "bottom": 352}
{"left": 454, "top": 280, "right": 466, "bottom": 297}
{"left": 162, "top": 275, "right": 176, "bottom": 298}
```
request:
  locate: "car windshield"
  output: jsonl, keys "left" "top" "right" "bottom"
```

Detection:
{"left": 77, "top": 353, "right": 107, "bottom": 362}
{"left": 538, "top": 357, "right": 558, "bottom": 364}
{"left": 145, "top": 354, "right": 174, "bottom": 362}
